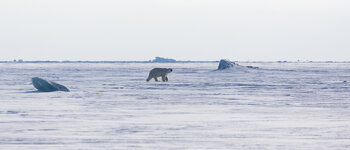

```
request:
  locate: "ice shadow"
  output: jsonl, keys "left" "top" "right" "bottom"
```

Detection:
{"left": 24, "top": 90, "right": 60, "bottom": 93}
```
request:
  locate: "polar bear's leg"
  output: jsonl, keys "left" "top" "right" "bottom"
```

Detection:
{"left": 165, "top": 76, "right": 168, "bottom": 82}
{"left": 161, "top": 76, "right": 166, "bottom": 82}
{"left": 154, "top": 77, "right": 159, "bottom": 82}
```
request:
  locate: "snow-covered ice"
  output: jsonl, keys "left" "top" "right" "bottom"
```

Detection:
{"left": 0, "top": 62, "right": 350, "bottom": 149}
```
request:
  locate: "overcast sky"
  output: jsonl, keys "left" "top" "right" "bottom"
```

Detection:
{"left": 0, "top": 0, "right": 349, "bottom": 61}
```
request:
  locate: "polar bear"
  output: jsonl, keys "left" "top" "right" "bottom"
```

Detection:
{"left": 146, "top": 68, "right": 173, "bottom": 82}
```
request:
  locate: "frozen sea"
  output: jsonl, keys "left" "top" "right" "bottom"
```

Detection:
{"left": 0, "top": 62, "right": 350, "bottom": 150}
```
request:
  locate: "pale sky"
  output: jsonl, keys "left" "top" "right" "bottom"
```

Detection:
{"left": 0, "top": 0, "right": 349, "bottom": 61}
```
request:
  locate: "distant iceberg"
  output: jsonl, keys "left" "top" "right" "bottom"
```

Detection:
{"left": 217, "top": 59, "right": 259, "bottom": 70}
{"left": 152, "top": 57, "right": 176, "bottom": 62}
{"left": 32, "top": 77, "right": 70, "bottom": 92}
{"left": 218, "top": 59, "right": 236, "bottom": 70}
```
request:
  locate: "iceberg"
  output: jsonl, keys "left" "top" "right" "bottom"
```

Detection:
{"left": 217, "top": 59, "right": 259, "bottom": 70}
{"left": 218, "top": 59, "right": 236, "bottom": 70}
{"left": 32, "top": 77, "right": 70, "bottom": 92}
{"left": 152, "top": 57, "right": 176, "bottom": 62}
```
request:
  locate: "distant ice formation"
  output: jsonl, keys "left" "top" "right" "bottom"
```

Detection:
{"left": 217, "top": 59, "right": 259, "bottom": 70}
{"left": 152, "top": 57, "right": 176, "bottom": 62}
{"left": 32, "top": 77, "right": 70, "bottom": 92}
{"left": 218, "top": 59, "right": 236, "bottom": 70}
{"left": 246, "top": 65, "right": 259, "bottom": 69}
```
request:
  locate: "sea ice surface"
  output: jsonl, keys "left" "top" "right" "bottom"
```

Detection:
{"left": 0, "top": 62, "right": 350, "bottom": 149}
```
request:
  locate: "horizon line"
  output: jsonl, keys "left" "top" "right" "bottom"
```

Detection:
{"left": 1, "top": 60, "right": 350, "bottom": 63}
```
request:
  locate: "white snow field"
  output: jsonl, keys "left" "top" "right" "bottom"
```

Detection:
{"left": 1, "top": 62, "right": 350, "bottom": 150}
